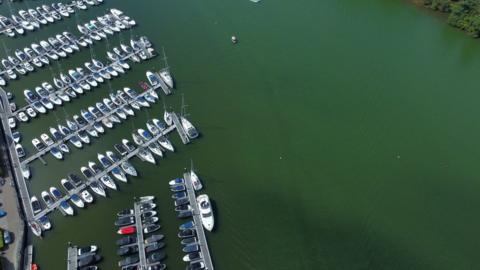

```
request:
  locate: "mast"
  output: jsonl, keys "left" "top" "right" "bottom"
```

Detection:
{"left": 162, "top": 47, "right": 169, "bottom": 70}
{"left": 180, "top": 93, "right": 188, "bottom": 118}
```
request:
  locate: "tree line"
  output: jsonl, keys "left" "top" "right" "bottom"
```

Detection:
{"left": 423, "top": 0, "right": 480, "bottom": 37}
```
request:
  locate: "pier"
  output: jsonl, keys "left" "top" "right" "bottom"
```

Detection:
{"left": 66, "top": 245, "right": 78, "bottom": 270}
{"left": 12, "top": 44, "right": 155, "bottom": 118}
{"left": 183, "top": 172, "right": 214, "bottom": 270}
{"left": 21, "top": 80, "right": 162, "bottom": 166}
{"left": 23, "top": 245, "right": 33, "bottom": 270}
{"left": 133, "top": 200, "right": 148, "bottom": 269}
{"left": 33, "top": 124, "right": 176, "bottom": 220}
{"left": 171, "top": 113, "right": 190, "bottom": 145}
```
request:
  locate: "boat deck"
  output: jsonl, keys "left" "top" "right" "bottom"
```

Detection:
{"left": 12, "top": 46, "right": 154, "bottom": 118}
{"left": 20, "top": 79, "right": 161, "bottom": 166}
{"left": 172, "top": 113, "right": 190, "bottom": 145}
{"left": 183, "top": 172, "right": 214, "bottom": 270}
{"left": 66, "top": 245, "right": 78, "bottom": 270}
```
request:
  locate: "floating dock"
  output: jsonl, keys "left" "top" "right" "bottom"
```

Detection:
{"left": 12, "top": 45, "right": 155, "bottom": 118}
{"left": 21, "top": 80, "right": 161, "bottom": 166}
{"left": 133, "top": 201, "right": 148, "bottom": 268}
{"left": 183, "top": 172, "right": 214, "bottom": 270}
{"left": 66, "top": 245, "right": 78, "bottom": 270}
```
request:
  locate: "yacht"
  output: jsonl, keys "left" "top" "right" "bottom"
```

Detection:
{"left": 59, "top": 200, "right": 74, "bottom": 216}
{"left": 111, "top": 167, "right": 127, "bottom": 182}
{"left": 60, "top": 178, "right": 76, "bottom": 193}
{"left": 122, "top": 139, "right": 136, "bottom": 152}
{"left": 197, "top": 194, "right": 214, "bottom": 231}
{"left": 138, "top": 129, "right": 153, "bottom": 141}
{"left": 50, "top": 146, "right": 63, "bottom": 160}
{"left": 49, "top": 186, "right": 63, "bottom": 200}
{"left": 121, "top": 161, "right": 137, "bottom": 177}
{"left": 132, "top": 132, "right": 144, "bottom": 145}
{"left": 159, "top": 70, "right": 174, "bottom": 88}
{"left": 93, "top": 122, "right": 105, "bottom": 134}
{"left": 41, "top": 191, "right": 55, "bottom": 207}
{"left": 98, "top": 153, "right": 112, "bottom": 169}
{"left": 148, "top": 142, "right": 163, "bottom": 158}
{"left": 70, "top": 194, "right": 85, "bottom": 208}
{"left": 32, "top": 102, "right": 46, "bottom": 114}
{"left": 69, "top": 135, "right": 83, "bottom": 148}
{"left": 190, "top": 170, "right": 203, "bottom": 191}
{"left": 100, "top": 175, "right": 117, "bottom": 190}
{"left": 89, "top": 181, "right": 106, "bottom": 197}
{"left": 81, "top": 166, "right": 95, "bottom": 179}
{"left": 102, "top": 118, "right": 113, "bottom": 129}
{"left": 81, "top": 190, "right": 94, "bottom": 204}
{"left": 66, "top": 119, "right": 79, "bottom": 131}
{"left": 164, "top": 110, "right": 173, "bottom": 126}
{"left": 78, "top": 130, "right": 91, "bottom": 144}
{"left": 158, "top": 137, "right": 174, "bottom": 152}
{"left": 57, "top": 124, "right": 71, "bottom": 136}
{"left": 137, "top": 148, "right": 155, "bottom": 164}
{"left": 30, "top": 196, "right": 43, "bottom": 215}
{"left": 149, "top": 119, "right": 164, "bottom": 133}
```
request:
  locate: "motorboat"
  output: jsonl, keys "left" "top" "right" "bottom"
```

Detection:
{"left": 136, "top": 96, "right": 150, "bottom": 107}
{"left": 147, "top": 252, "right": 166, "bottom": 264}
{"left": 121, "top": 161, "right": 137, "bottom": 176}
{"left": 26, "top": 107, "right": 37, "bottom": 118}
{"left": 117, "top": 245, "right": 138, "bottom": 257}
{"left": 169, "top": 178, "right": 185, "bottom": 186}
{"left": 102, "top": 118, "right": 113, "bottom": 129}
{"left": 88, "top": 106, "right": 103, "bottom": 118}
{"left": 9, "top": 117, "right": 17, "bottom": 129}
{"left": 32, "top": 101, "right": 46, "bottom": 114}
{"left": 122, "top": 106, "right": 135, "bottom": 116}
{"left": 146, "top": 120, "right": 161, "bottom": 135}
{"left": 93, "top": 122, "right": 104, "bottom": 134}
{"left": 41, "top": 191, "right": 55, "bottom": 207}
{"left": 32, "top": 138, "right": 46, "bottom": 151}
{"left": 117, "top": 209, "right": 134, "bottom": 217}
{"left": 139, "top": 196, "right": 155, "bottom": 203}
{"left": 12, "top": 131, "right": 21, "bottom": 143}
{"left": 81, "top": 109, "right": 95, "bottom": 123}
{"left": 115, "top": 108, "right": 127, "bottom": 120}
{"left": 144, "top": 93, "right": 156, "bottom": 104}
{"left": 40, "top": 133, "right": 54, "bottom": 146}
{"left": 58, "top": 124, "right": 71, "bottom": 136}
{"left": 138, "top": 129, "right": 153, "bottom": 141}
{"left": 143, "top": 224, "right": 160, "bottom": 234}
{"left": 24, "top": 89, "right": 40, "bottom": 103}
{"left": 59, "top": 143, "right": 70, "bottom": 153}
{"left": 164, "top": 111, "right": 173, "bottom": 126}
{"left": 61, "top": 178, "right": 76, "bottom": 193}
{"left": 49, "top": 186, "right": 63, "bottom": 200}
{"left": 98, "top": 153, "right": 112, "bottom": 169}
{"left": 39, "top": 216, "right": 51, "bottom": 231}
{"left": 100, "top": 175, "right": 117, "bottom": 190}
{"left": 35, "top": 87, "right": 49, "bottom": 98}
{"left": 137, "top": 148, "right": 155, "bottom": 164}
{"left": 65, "top": 89, "right": 77, "bottom": 98}
{"left": 70, "top": 194, "right": 85, "bottom": 208}
{"left": 17, "top": 112, "right": 28, "bottom": 122}
{"left": 175, "top": 198, "right": 189, "bottom": 207}
{"left": 172, "top": 191, "right": 187, "bottom": 200}
{"left": 122, "top": 139, "right": 136, "bottom": 152}
{"left": 50, "top": 146, "right": 63, "bottom": 160}
{"left": 59, "top": 201, "right": 74, "bottom": 216}
{"left": 30, "top": 196, "right": 42, "bottom": 215}
{"left": 21, "top": 164, "right": 30, "bottom": 179}
{"left": 190, "top": 170, "right": 203, "bottom": 191}
{"left": 140, "top": 202, "right": 156, "bottom": 211}
{"left": 40, "top": 98, "right": 54, "bottom": 110}
{"left": 171, "top": 184, "right": 185, "bottom": 192}
{"left": 114, "top": 144, "right": 128, "bottom": 156}
{"left": 197, "top": 194, "right": 214, "bottom": 231}
{"left": 148, "top": 142, "right": 163, "bottom": 157}
{"left": 117, "top": 225, "right": 136, "bottom": 235}
{"left": 132, "top": 132, "right": 144, "bottom": 145}
{"left": 49, "top": 94, "right": 63, "bottom": 106}
{"left": 116, "top": 236, "right": 136, "bottom": 246}
{"left": 69, "top": 135, "right": 83, "bottom": 148}
{"left": 78, "top": 246, "right": 98, "bottom": 256}
{"left": 89, "top": 181, "right": 106, "bottom": 197}
{"left": 178, "top": 229, "right": 196, "bottom": 239}
{"left": 182, "top": 244, "right": 199, "bottom": 254}
{"left": 89, "top": 161, "right": 102, "bottom": 175}
{"left": 53, "top": 77, "right": 65, "bottom": 89}
{"left": 66, "top": 119, "right": 79, "bottom": 131}
{"left": 115, "top": 216, "right": 135, "bottom": 227}
{"left": 30, "top": 222, "right": 42, "bottom": 237}
{"left": 81, "top": 166, "right": 95, "bottom": 179}
{"left": 81, "top": 190, "right": 94, "bottom": 203}
{"left": 142, "top": 210, "right": 156, "bottom": 219}
{"left": 68, "top": 173, "right": 83, "bottom": 187}
{"left": 49, "top": 127, "right": 63, "bottom": 141}
{"left": 57, "top": 92, "right": 71, "bottom": 102}
{"left": 158, "top": 137, "right": 174, "bottom": 152}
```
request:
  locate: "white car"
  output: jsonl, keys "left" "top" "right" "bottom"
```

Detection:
{"left": 8, "top": 117, "right": 16, "bottom": 129}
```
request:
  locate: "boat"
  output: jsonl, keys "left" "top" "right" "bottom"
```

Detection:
{"left": 111, "top": 167, "right": 127, "bottom": 182}
{"left": 175, "top": 204, "right": 192, "bottom": 212}
{"left": 85, "top": 127, "right": 97, "bottom": 138}
{"left": 145, "top": 241, "right": 165, "bottom": 253}
{"left": 143, "top": 224, "right": 160, "bottom": 234}
{"left": 66, "top": 119, "right": 78, "bottom": 131}
{"left": 49, "top": 94, "right": 62, "bottom": 106}
{"left": 121, "top": 161, "right": 137, "bottom": 176}
{"left": 39, "top": 216, "right": 51, "bottom": 231}
{"left": 190, "top": 170, "right": 203, "bottom": 191}
{"left": 172, "top": 191, "right": 187, "bottom": 200}
{"left": 159, "top": 70, "right": 174, "bottom": 88}
{"left": 115, "top": 216, "right": 135, "bottom": 227}
{"left": 148, "top": 142, "right": 163, "bottom": 157}
{"left": 137, "top": 148, "right": 155, "bottom": 164}
{"left": 115, "top": 144, "right": 128, "bottom": 156}
{"left": 117, "top": 209, "right": 134, "bottom": 217}
{"left": 69, "top": 135, "right": 83, "bottom": 148}
{"left": 197, "top": 194, "right": 214, "bottom": 231}
{"left": 183, "top": 244, "right": 199, "bottom": 253}
{"left": 89, "top": 161, "right": 102, "bottom": 175}
{"left": 145, "top": 234, "right": 164, "bottom": 244}
{"left": 26, "top": 107, "right": 37, "bottom": 118}
{"left": 178, "top": 229, "right": 196, "bottom": 239}
{"left": 147, "top": 252, "right": 166, "bottom": 264}
{"left": 117, "top": 225, "right": 136, "bottom": 235}
{"left": 138, "top": 128, "right": 153, "bottom": 141}
{"left": 117, "top": 245, "right": 138, "bottom": 257}
{"left": 31, "top": 196, "right": 42, "bottom": 215}
{"left": 136, "top": 96, "right": 150, "bottom": 107}
{"left": 169, "top": 178, "right": 185, "bottom": 186}
{"left": 146, "top": 71, "right": 161, "bottom": 86}
{"left": 158, "top": 137, "right": 174, "bottom": 152}
{"left": 24, "top": 89, "right": 40, "bottom": 103}
{"left": 181, "top": 116, "right": 199, "bottom": 139}
{"left": 78, "top": 254, "right": 101, "bottom": 268}
{"left": 21, "top": 164, "right": 30, "bottom": 179}
{"left": 49, "top": 127, "right": 63, "bottom": 141}
{"left": 58, "top": 124, "right": 71, "bottom": 136}
{"left": 74, "top": 114, "right": 88, "bottom": 127}
{"left": 50, "top": 146, "right": 63, "bottom": 160}
{"left": 49, "top": 186, "right": 63, "bottom": 200}
{"left": 140, "top": 196, "right": 155, "bottom": 203}
{"left": 132, "top": 132, "right": 144, "bottom": 145}
{"left": 93, "top": 122, "right": 104, "bottom": 134}
{"left": 115, "top": 108, "right": 127, "bottom": 120}
{"left": 41, "top": 191, "right": 55, "bottom": 207}
{"left": 40, "top": 98, "right": 54, "bottom": 110}
{"left": 140, "top": 202, "right": 156, "bottom": 211}
{"left": 122, "top": 106, "right": 135, "bottom": 116}
{"left": 98, "top": 153, "right": 112, "bottom": 169}
{"left": 171, "top": 184, "right": 186, "bottom": 192}
{"left": 142, "top": 210, "right": 156, "bottom": 218}
{"left": 59, "top": 144, "right": 70, "bottom": 153}
{"left": 68, "top": 173, "right": 83, "bottom": 187}
{"left": 122, "top": 139, "right": 136, "bottom": 152}
{"left": 118, "top": 255, "right": 139, "bottom": 268}
{"left": 100, "top": 175, "right": 117, "bottom": 190}
{"left": 30, "top": 222, "right": 42, "bottom": 237}
{"left": 59, "top": 201, "right": 74, "bottom": 216}
{"left": 175, "top": 198, "right": 189, "bottom": 207}
{"left": 57, "top": 92, "right": 70, "bottom": 102}
{"left": 15, "top": 144, "right": 25, "bottom": 158}
{"left": 12, "top": 131, "right": 21, "bottom": 144}
{"left": 146, "top": 119, "right": 160, "bottom": 134}
{"left": 78, "top": 246, "right": 98, "bottom": 256}
{"left": 81, "top": 190, "right": 94, "bottom": 203}
{"left": 60, "top": 178, "right": 75, "bottom": 193}
{"left": 164, "top": 110, "right": 173, "bottom": 126}
{"left": 70, "top": 194, "right": 85, "bottom": 208}
{"left": 81, "top": 166, "right": 95, "bottom": 179}
{"left": 102, "top": 118, "right": 113, "bottom": 129}
{"left": 89, "top": 181, "right": 106, "bottom": 197}
{"left": 17, "top": 112, "right": 28, "bottom": 122}
{"left": 32, "top": 138, "right": 46, "bottom": 151}
{"left": 116, "top": 236, "right": 136, "bottom": 246}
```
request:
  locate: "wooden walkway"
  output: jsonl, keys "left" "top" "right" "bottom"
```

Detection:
{"left": 184, "top": 172, "right": 214, "bottom": 270}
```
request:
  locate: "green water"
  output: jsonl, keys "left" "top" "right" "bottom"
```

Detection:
{"left": 1, "top": 0, "right": 480, "bottom": 269}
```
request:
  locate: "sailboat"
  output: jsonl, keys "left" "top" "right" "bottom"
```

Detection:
{"left": 180, "top": 95, "right": 199, "bottom": 139}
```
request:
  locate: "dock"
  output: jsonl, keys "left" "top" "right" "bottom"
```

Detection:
{"left": 12, "top": 44, "right": 155, "bottom": 118}
{"left": 0, "top": 88, "right": 35, "bottom": 220}
{"left": 0, "top": 9, "right": 135, "bottom": 81}
{"left": 183, "top": 172, "right": 214, "bottom": 270}
{"left": 155, "top": 69, "right": 172, "bottom": 96}
{"left": 133, "top": 200, "right": 148, "bottom": 269}
{"left": 171, "top": 113, "right": 190, "bottom": 145}
{"left": 33, "top": 124, "right": 176, "bottom": 220}
{"left": 66, "top": 245, "right": 78, "bottom": 270}
{"left": 21, "top": 79, "right": 162, "bottom": 166}
{"left": 23, "top": 245, "right": 33, "bottom": 270}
